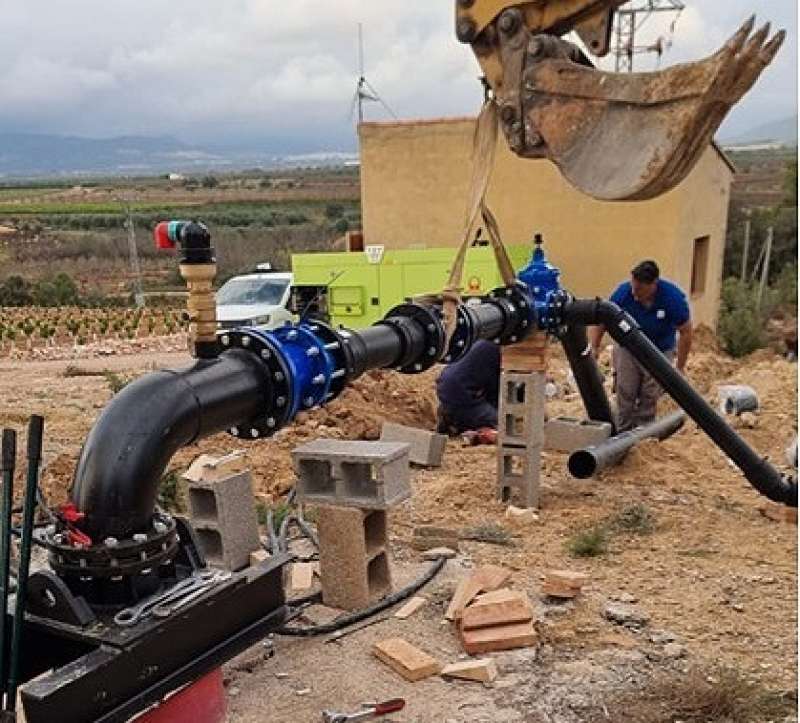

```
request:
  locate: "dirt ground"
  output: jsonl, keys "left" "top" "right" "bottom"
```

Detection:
{"left": 0, "top": 333, "right": 796, "bottom": 722}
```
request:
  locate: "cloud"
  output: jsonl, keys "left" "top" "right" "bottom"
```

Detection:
{"left": 0, "top": 0, "right": 794, "bottom": 149}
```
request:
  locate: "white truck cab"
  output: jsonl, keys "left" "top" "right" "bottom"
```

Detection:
{"left": 216, "top": 266, "right": 294, "bottom": 331}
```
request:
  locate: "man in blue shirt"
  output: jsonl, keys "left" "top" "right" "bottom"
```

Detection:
{"left": 590, "top": 260, "right": 693, "bottom": 431}
{"left": 436, "top": 340, "right": 501, "bottom": 434}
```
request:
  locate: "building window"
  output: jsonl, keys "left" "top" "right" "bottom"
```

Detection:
{"left": 691, "top": 236, "right": 710, "bottom": 295}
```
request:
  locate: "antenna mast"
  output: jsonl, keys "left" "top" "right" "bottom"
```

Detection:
{"left": 613, "top": 0, "right": 685, "bottom": 72}
{"left": 350, "top": 23, "right": 397, "bottom": 125}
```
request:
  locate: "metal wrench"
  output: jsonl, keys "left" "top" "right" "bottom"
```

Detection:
{"left": 151, "top": 571, "right": 231, "bottom": 618}
{"left": 113, "top": 569, "right": 219, "bottom": 627}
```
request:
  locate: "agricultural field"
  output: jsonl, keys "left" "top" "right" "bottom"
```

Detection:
{"left": 0, "top": 167, "right": 361, "bottom": 297}
{"left": 0, "top": 306, "right": 188, "bottom": 357}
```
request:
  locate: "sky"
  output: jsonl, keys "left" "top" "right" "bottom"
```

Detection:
{"left": 0, "top": 0, "right": 796, "bottom": 152}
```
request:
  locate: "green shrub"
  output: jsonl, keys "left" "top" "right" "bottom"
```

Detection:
{"left": 717, "top": 278, "right": 765, "bottom": 358}
{"left": 567, "top": 524, "right": 608, "bottom": 557}
{"left": 608, "top": 503, "right": 656, "bottom": 535}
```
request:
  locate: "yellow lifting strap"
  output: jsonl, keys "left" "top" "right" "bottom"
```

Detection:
{"left": 442, "top": 98, "right": 518, "bottom": 347}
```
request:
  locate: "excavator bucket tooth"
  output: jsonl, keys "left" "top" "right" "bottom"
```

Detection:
{"left": 517, "top": 17, "right": 785, "bottom": 200}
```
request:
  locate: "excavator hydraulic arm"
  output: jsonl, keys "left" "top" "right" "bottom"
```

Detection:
{"left": 456, "top": 0, "right": 785, "bottom": 200}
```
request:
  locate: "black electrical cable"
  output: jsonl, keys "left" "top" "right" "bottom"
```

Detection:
{"left": 275, "top": 557, "right": 447, "bottom": 637}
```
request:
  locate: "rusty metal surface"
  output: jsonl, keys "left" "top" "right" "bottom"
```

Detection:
{"left": 522, "top": 16, "right": 785, "bottom": 199}
{"left": 476, "top": 8, "right": 785, "bottom": 201}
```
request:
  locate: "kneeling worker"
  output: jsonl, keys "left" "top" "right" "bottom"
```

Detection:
{"left": 591, "top": 260, "right": 692, "bottom": 432}
{"left": 436, "top": 340, "right": 501, "bottom": 435}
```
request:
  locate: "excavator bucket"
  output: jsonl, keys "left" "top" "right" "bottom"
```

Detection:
{"left": 523, "top": 17, "right": 785, "bottom": 200}
{"left": 477, "top": 9, "right": 785, "bottom": 201}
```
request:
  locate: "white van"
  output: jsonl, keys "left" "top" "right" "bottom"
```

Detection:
{"left": 216, "top": 268, "right": 294, "bottom": 331}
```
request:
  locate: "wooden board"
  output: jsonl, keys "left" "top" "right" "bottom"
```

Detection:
{"left": 445, "top": 565, "right": 513, "bottom": 621}
{"left": 541, "top": 570, "right": 589, "bottom": 599}
{"left": 394, "top": 596, "right": 427, "bottom": 620}
{"left": 372, "top": 638, "right": 442, "bottom": 682}
{"left": 460, "top": 621, "right": 537, "bottom": 655}
{"left": 441, "top": 659, "right": 498, "bottom": 684}
{"left": 461, "top": 592, "right": 533, "bottom": 631}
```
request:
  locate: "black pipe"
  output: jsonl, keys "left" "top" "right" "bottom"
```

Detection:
{"left": 70, "top": 350, "right": 268, "bottom": 540}
{"left": 559, "top": 323, "right": 615, "bottom": 431}
{"left": 71, "top": 297, "right": 523, "bottom": 542}
{"left": 568, "top": 410, "right": 686, "bottom": 479}
{"left": 563, "top": 298, "right": 797, "bottom": 507}
{"left": 472, "top": 302, "right": 507, "bottom": 341}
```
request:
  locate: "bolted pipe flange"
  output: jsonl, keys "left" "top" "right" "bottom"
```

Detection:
{"left": 443, "top": 303, "right": 479, "bottom": 364}
{"left": 302, "top": 321, "right": 352, "bottom": 403}
{"left": 382, "top": 303, "right": 446, "bottom": 374}
{"left": 39, "top": 513, "right": 178, "bottom": 589}
{"left": 488, "top": 283, "right": 537, "bottom": 345}
{"left": 219, "top": 329, "right": 288, "bottom": 439}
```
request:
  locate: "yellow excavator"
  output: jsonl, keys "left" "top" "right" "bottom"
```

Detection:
{"left": 454, "top": 0, "right": 784, "bottom": 200}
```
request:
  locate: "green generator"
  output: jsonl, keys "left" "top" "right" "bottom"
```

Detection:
{"left": 290, "top": 244, "right": 532, "bottom": 329}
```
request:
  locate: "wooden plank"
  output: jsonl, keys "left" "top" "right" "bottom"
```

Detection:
{"left": 290, "top": 562, "right": 315, "bottom": 591}
{"left": 461, "top": 592, "right": 533, "bottom": 631}
{"left": 372, "top": 638, "right": 442, "bottom": 682}
{"left": 460, "top": 621, "right": 537, "bottom": 655}
{"left": 541, "top": 570, "right": 588, "bottom": 599}
{"left": 445, "top": 565, "right": 513, "bottom": 621}
{"left": 394, "top": 596, "right": 427, "bottom": 620}
{"left": 472, "top": 588, "right": 519, "bottom": 606}
{"left": 441, "top": 659, "right": 498, "bottom": 684}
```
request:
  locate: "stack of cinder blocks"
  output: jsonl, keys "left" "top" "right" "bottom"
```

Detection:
{"left": 184, "top": 454, "right": 261, "bottom": 571}
{"left": 498, "top": 334, "right": 548, "bottom": 508}
{"left": 292, "top": 440, "right": 411, "bottom": 610}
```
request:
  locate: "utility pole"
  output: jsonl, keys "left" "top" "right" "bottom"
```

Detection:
{"left": 740, "top": 215, "right": 751, "bottom": 282}
{"left": 613, "top": 0, "right": 685, "bottom": 72}
{"left": 118, "top": 198, "right": 146, "bottom": 309}
{"left": 756, "top": 226, "right": 773, "bottom": 312}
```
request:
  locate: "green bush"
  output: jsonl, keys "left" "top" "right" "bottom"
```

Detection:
{"left": 717, "top": 277, "right": 766, "bottom": 358}
{"left": 567, "top": 524, "right": 608, "bottom": 557}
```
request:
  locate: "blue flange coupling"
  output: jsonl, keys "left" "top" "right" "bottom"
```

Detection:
{"left": 516, "top": 234, "right": 562, "bottom": 332}
{"left": 270, "top": 324, "right": 338, "bottom": 416}
{"left": 218, "top": 322, "right": 344, "bottom": 439}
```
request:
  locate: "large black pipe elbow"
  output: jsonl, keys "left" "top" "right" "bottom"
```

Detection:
{"left": 558, "top": 323, "right": 615, "bottom": 431}
{"left": 562, "top": 298, "right": 798, "bottom": 507}
{"left": 70, "top": 349, "right": 268, "bottom": 540}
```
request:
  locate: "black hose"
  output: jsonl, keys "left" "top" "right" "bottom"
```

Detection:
{"left": 276, "top": 557, "right": 447, "bottom": 637}
{"left": 568, "top": 410, "right": 686, "bottom": 479}
{"left": 563, "top": 298, "right": 798, "bottom": 507}
{"left": 559, "top": 323, "right": 615, "bottom": 430}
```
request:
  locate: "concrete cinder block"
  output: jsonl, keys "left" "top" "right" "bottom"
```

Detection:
{"left": 497, "top": 444, "right": 541, "bottom": 509}
{"left": 496, "top": 370, "right": 545, "bottom": 509}
{"left": 544, "top": 416, "right": 613, "bottom": 454}
{"left": 292, "top": 440, "right": 411, "bottom": 509}
{"left": 380, "top": 422, "right": 447, "bottom": 467}
{"left": 316, "top": 504, "right": 392, "bottom": 610}
{"left": 186, "top": 469, "right": 261, "bottom": 571}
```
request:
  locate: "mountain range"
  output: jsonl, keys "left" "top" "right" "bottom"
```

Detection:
{"left": 0, "top": 132, "right": 357, "bottom": 178}
{"left": 0, "top": 115, "right": 795, "bottom": 178}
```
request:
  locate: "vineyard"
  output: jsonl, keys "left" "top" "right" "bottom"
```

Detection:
{"left": 0, "top": 306, "right": 189, "bottom": 356}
